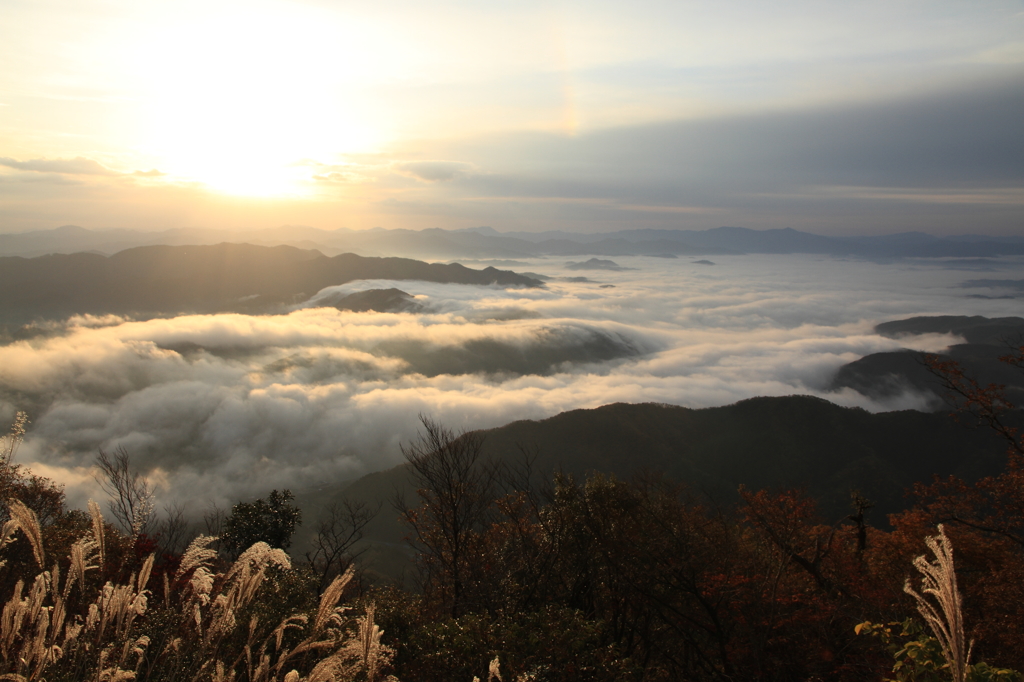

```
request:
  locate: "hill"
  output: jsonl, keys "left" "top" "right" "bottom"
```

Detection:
{"left": 0, "top": 243, "right": 541, "bottom": 323}
{"left": 830, "top": 315, "right": 1024, "bottom": 404}
{"left": 307, "top": 395, "right": 1017, "bottom": 575}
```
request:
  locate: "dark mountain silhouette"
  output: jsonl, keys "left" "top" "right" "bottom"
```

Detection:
{"left": 0, "top": 243, "right": 541, "bottom": 323}
{"left": 312, "top": 288, "right": 424, "bottom": 313}
{"left": 876, "top": 315, "right": 1024, "bottom": 343}
{"left": 831, "top": 315, "right": 1024, "bottom": 403}
{"left": 302, "top": 395, "right": 1017, "bottom": 574}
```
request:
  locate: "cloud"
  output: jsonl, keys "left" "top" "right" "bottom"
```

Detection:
{"left": 0, "top": 156, "right": 118, "bottom": 176}
{"left": 454, "top": 77, "right": 1024, "bottom": 196}
{"left": 3, "top": 253, "right": 1023, "bottom": 513}
{"left": 410, "top": 76, "right": 1024, "bottom": 233}
{"left": 312, "top": 172, "right": 355, "bottom": 184}
{"left": 132, "top": 169, "right": 165, "bottom": 177}
{"left": 393, "top": 160, "right": 476, "bottom": 182}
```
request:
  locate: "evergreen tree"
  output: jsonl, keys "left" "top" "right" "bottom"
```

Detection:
{"left": 221, "top": 489, "right": 302, "bottom": 555}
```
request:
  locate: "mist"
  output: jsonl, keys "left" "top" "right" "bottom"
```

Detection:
{"left": 4, "top": 252, "right": 1023, "bottom": 512}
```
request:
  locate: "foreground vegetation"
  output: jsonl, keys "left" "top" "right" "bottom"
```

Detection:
{"left": 3, "top": 352, "right": 1024, "bottom": 680}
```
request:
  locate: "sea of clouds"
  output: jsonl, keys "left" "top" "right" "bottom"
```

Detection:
{"left": 3, "top": 253, "right": 1023, "bottom": 512}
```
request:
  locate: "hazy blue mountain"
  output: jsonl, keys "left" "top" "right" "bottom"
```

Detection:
{"left": 565, "top": 258, "right": 627, "bottom": 271}
{"left": 8, "top": 225, "right": 1024, "bottom": 260}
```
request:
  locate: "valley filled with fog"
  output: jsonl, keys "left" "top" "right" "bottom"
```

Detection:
{"left": 4, "top": 252, "right": 1023, "bottom": 511}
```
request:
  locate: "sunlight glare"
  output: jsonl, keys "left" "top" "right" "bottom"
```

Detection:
{"left": 137, "top": 2, "right": 390, "bottom": 197}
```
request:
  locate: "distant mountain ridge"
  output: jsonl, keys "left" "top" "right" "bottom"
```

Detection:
{"left": 5, "top": 225, "right": 1024, "bottom": 260}
{"left": 831, "top": 315, "right": 1024, "bottom": 404}
{"left": 0, "top": 243, "right": 541, "bottom": 324}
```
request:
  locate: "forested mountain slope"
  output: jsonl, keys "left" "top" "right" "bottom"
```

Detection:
{"left": 322, "top": 395, "right": 1015, "bottom": 567}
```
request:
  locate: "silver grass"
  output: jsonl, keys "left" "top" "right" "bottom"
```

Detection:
{"left": 270, "top": 614, "right": 308, "bottom": 655}
{"left": 473, "top": 657, "right": 505, "bottom": 682}
{"left": 353, "top": 604, "right": 384, "bottom": 681}
{"left": 0, "top": 520, "right": 20, "bottom": 561}
{"left": 207, "top": 542, "right": 293, "bottom": 643}
{"left": 6, "top": 500, "right": 44, "bottom": 568}
{"left": 177, "top": 535, "right": 220, "bottom": 580}
{"left": 312, "top": 569, "right": 354, "bottom": 637}
{"left": 88, "top": 500, "right": 106, "bottom": 571}
{"left": 211, "top": 660, "right": 236, "bottom": 682}
{"left": 0, "top": 508, "right": 156, "bottom": 682}
{"left": 229, "top": 542, "right": 291, "bottom": 577}
{"left": 46, "top": 565, "right": 68, "bottom": 658}
{"left": 68, "top": 538, "right": 99, "bottom": 598}
{"left": 0, "top": 412, "right": 28, "bottom": 467}
{"left": 488, "top": 656, "right": 502, "bottom": 682}
{"left": 0, "top": 493, "right": 396, "bottom": 682}
{"left": 0, "top": 580, "right": 27, "bottom": 662}
{"left": 904, "top": 524, "right": 972, "bottom": 682}
{"left": 304, "top": 655, "right": 362, "bottom": 682}
{"left": 177, "top": 535, "right": 219, "bottom": 631}
{"left": 136, "top": 553, "right": 154, "bottom": 595}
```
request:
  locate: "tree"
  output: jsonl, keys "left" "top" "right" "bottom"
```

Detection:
{"left": 895, "top": 348, "right": 1024, "bottom": 669}
{"left": 915, "top": 349, "right": 1024, "bottom": 546}
{"left": 221, "top": 489, "right": 302, "bottom": 556}
{"left": 306, "top": 498, "right": 379, "bottom": 594}
{"left": 395, "top": 416, "right": 501, "bottom": 618}
{"left": 95, "top": 446, "right": 155, "bottom": 537}
{"left": 156, "top": 500, "right": 192, "bottom": 556}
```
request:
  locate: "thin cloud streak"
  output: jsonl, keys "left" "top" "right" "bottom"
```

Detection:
{"left": 0, "top": 157, "right": 118, "bottom": 176}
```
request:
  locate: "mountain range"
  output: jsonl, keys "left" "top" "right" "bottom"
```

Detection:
{"left": 5, "top": 224, "right": 1024, "bottom": 260}
{"left": 0, "top": 242, "right": 540, "bottom": 325}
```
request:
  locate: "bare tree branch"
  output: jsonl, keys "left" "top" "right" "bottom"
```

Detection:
{"left": 94, "top": 446, "right": 154, "bottom": 537}
{"left": 157, "top": 501, "right": 193, "bottom": 556}
{"left": 305, "top": 498, "right": 379, "bottom": 594}
{"left": 394, "top": 415, "right": 501, "bottom": 617}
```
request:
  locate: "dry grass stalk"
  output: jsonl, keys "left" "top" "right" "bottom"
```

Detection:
{"left": 88, "top": 499, "right": 106, "bottom": 570}
{"left": 0, "top": 501, "right": 44, "bottom": 569}
{"left": 904, "top": 524, "right": 972, "bottom": 682}
{"left": 1, "top": 498, "right": 396, "bottom": 682}
{"left": 207, "top": 542, "right": 291, "bottom": 644}
{"left": 0, "top": 412, "right": 28, "bottom": 468}
{"left": 177, "top": 534, "right": 220, "bottom": 631}
{"left": 0, "top": 499, "right": 151, "bottom": 681}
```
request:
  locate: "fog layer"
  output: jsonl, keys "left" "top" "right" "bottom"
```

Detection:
{"left": 5, "top": 253, "right": 1024, "bottom": 509}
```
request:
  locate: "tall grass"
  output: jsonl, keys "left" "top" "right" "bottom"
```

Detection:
{"left": 904, "top": 524, "right": 971, "bottom": 682}
{"left": 0, "top": 498, "right": 397, "bottom": 682}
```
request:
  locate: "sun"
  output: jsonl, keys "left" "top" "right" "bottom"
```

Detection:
{"left": 135, "top": 2, "right": 387, "bottom": 197}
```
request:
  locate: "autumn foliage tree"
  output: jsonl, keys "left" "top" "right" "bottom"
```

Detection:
{"left": 880, "top": 347, "right": 1024, "bottom": 669}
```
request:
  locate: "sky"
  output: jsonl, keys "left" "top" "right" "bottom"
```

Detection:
{"left": 6, "top": 253, "right": 1024, "bottom": 512}
{"left": 1, "top": 0, "right": 1023, "bottom": 236}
